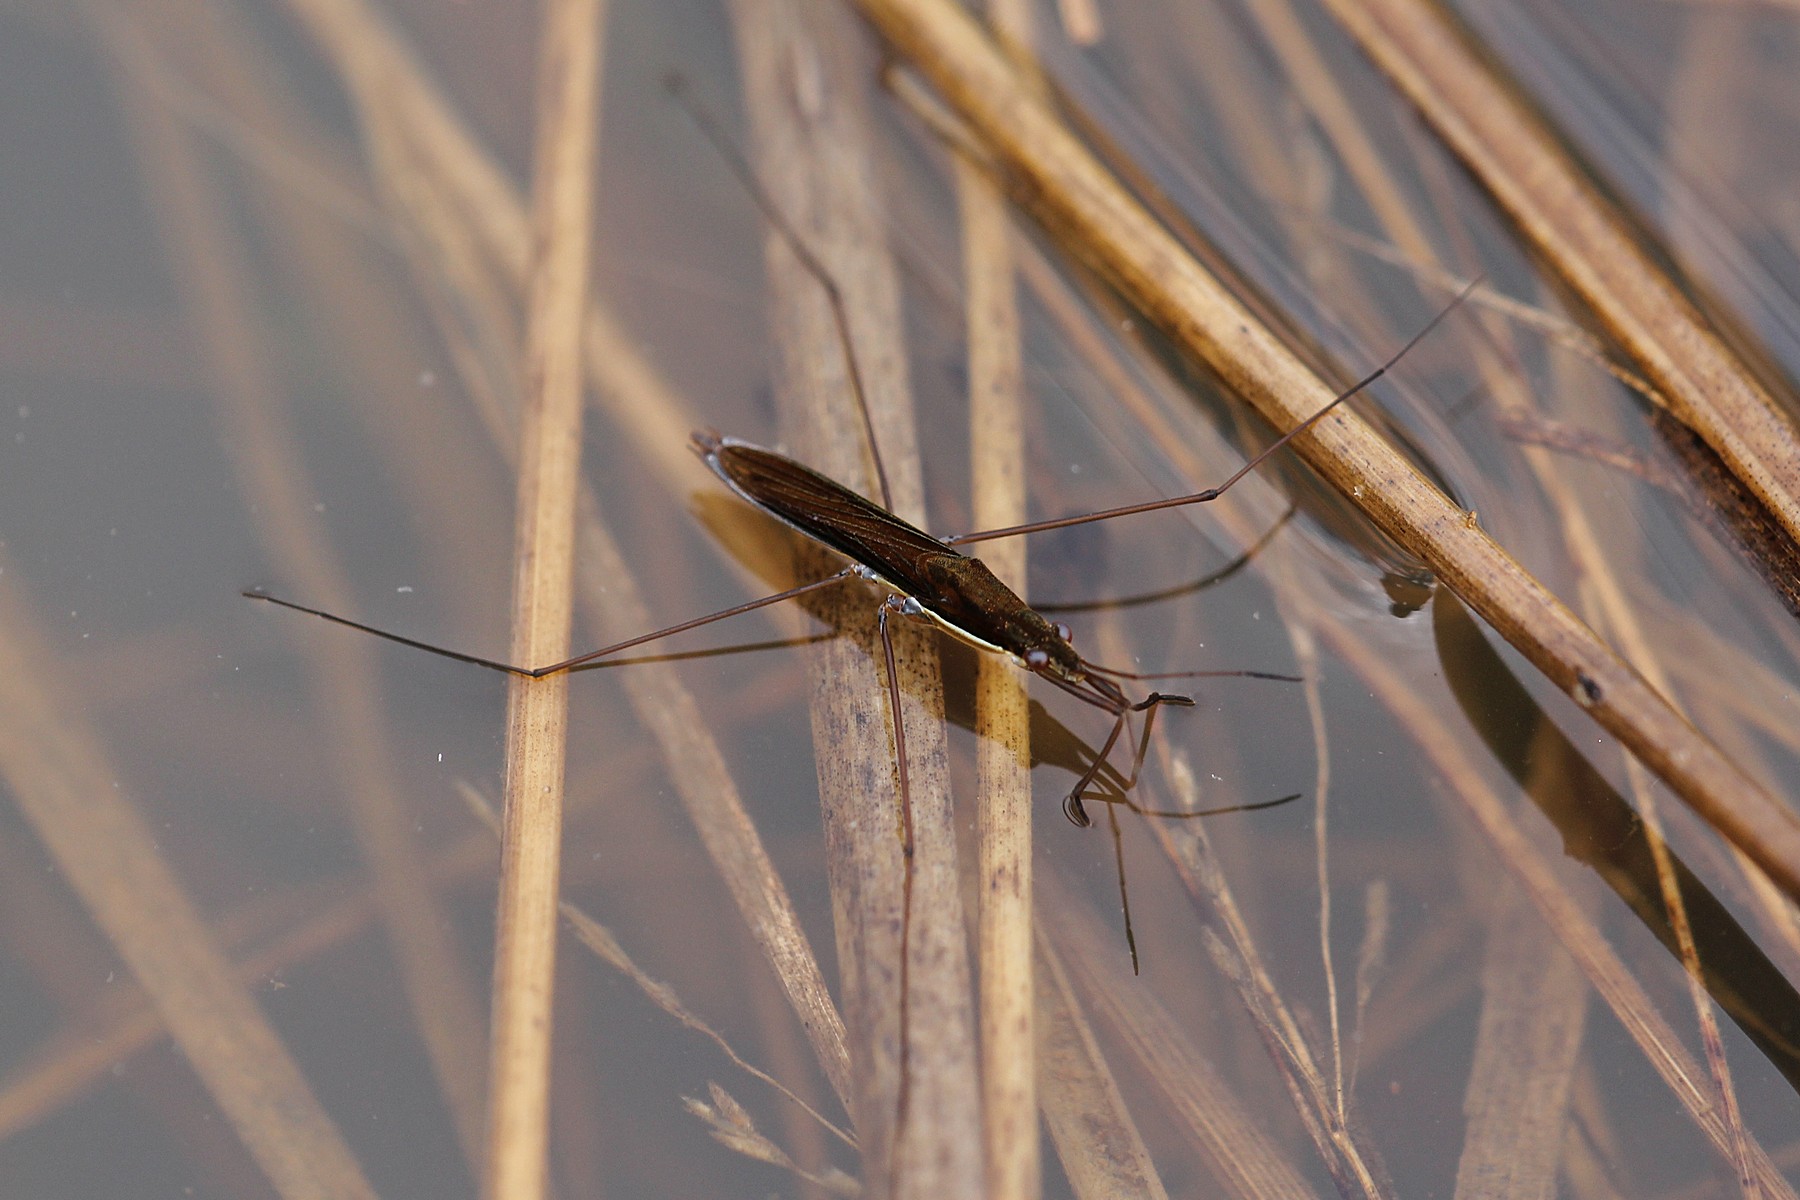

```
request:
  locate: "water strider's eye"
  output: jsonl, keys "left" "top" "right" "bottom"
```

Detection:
{"left": 1053, "top": 622, "right": 1073, "bottom": 643}
{"left": 1025, "top": 649, "right": 1050, "bottom": 669}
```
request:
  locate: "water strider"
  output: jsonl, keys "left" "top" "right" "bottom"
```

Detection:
{"left": 242, "top": 276, "right": 1474, "bottom": 974}
{"left": 244, "top": 275, "right": 1473, "bottom": 814}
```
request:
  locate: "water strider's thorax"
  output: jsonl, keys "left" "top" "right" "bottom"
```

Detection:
{"left": 909, "top": 550, "right": 1085, "bottom": 683}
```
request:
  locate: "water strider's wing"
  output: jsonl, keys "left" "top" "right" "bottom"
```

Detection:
{"left": 696, "top": 434, "right": 957, "bottom": 592}
{"left": 695, "top": 434, "right": 1079, "bottom": 668}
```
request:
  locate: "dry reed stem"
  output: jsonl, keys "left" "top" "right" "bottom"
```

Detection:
{"left": 1239, "top": 0, "right": 1445, "bottom": 279}
{"left": 0, "top": 562, "right": 376, "bottom": 1199}
{"left": 104, "top": 8, "right": 846, "bottom": 1170}
{"left": 1317, "top": 0, "right": 1800, "bottom": 549}
{"left": 1347, "top": 882, "right": 1390, "bottom": 1096}
{"left": 438, "top": 27, "right": 859, "bottom": 1128}
{"left": 93, "top": 0, "right": 499, "bottom": 1170}
{"left": 94, "top": 10, "right": 501, "bottom": 1192}
{"left": 1032, "top": 929, "right": 1170, "bottom": 1200}
{"left": 134, "top": 2, "right": 502, "bottom": 1167}
{"left": 279, "top": 0, "right": 854, "bottom": 1116}
{"left": 1249, "top": 566, "right": 1346, "bottom": 1133}
{"left": 1142, "top": 548, "right": 1787, "bottom": 1189}
{"left": 1008, "top": 210, "right": 1398, "bottom": 1184}
{"left": 993, "top": 95, "right": 1402, "bottom": 1185}
{"left": 1498, "top": 311, "right": 1764, "bottom": 1176}
{"left": 1311, "top": 224, "right": 1638, "bottom": 384}
{"left": 288, "top": 0, "right": 703, "bottom": 497}
{"left": 0, "top": 659, "right": 784, "bottom": 1148}
{"left": 373, "top": 40, "right": 704, "bottom": 492}
{"left": 452, "top": 782, "right": 856, "bottom": 1151}
{"left": 1085, "top": 578, "right": 1383, "bottom": 1184}
{"left": 0, "top": 828, "right": 501, "bottom": 1143}
{"left": 844, "top": 0, "right": 1800, "bottom": 905}
{"left": 960, "top": 5, "right": 1036, "bottom": 1198}
{"left": 685, "top": 1082, "right": 862, "bottom": 1194}
{"left": 1342, "top": 895, "right": 1478, "bottom": 1071}
{"left": 1324, "top": 600, "right": 1795, "bottom": 1196}
{"left": 562, "top": 905, "right": 856, "bottom": 1149}
{"left": 1632, "top": 746, "right": 1763, "bottom": 1192}
{"left": 1452, "top": 876, "right": 1591, "bottom": 1196}
{"left": 1578, "top": 540, "right": 1762, "bottom": 1185}
{"left": 1221, "top": 548, "right": 1363, "bottom": 1155}
{"left": 1154, "top": 761, "right": 1390, "bottom": 1198}
{"left": 562, "top": 489, "right": 856, "bottom": 1107}
{"left": 1652, "top": 605, "right": 1800, "bottom": 969}
{"left": 1566, "top": 469, "right": 1762, "bottom": 1183}
{"left": 1053, "top": 0, "right": 1101, "bottom": 47}
{"left": 730, "top": 2, "right": 981, "bottom": 1194}
{"left": 482, "top": 2, "right": 603, "bottom": 1196}
{"left": 1042, "top": 864, "right": 1317, "bottom": 1198}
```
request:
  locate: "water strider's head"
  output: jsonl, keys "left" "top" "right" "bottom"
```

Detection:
{"left": 987, "top": 601, "right": 1087, "bottom": 689}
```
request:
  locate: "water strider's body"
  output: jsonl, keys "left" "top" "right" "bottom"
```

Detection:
{"left": 246, "top": 273, "right": 1472, "bottom": 833}
{"left": 697, "top": 433, "right": 1100, "bottom": 697}
{"left": 246, "top": 428, "right": 1199, "bottom": 827}
{"left": 691, "top": 430, "right": 1189, "bottom": 826}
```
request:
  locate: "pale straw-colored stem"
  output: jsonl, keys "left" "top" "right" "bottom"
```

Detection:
{"left": 730, "top": 2, "right": 982, "bottom": 1194}
{"left": 483, "top": 1, "right": 604, "bottom": 1196}
{"left": 962, "top": 6, "right": 1037, "bottom": 1199}
{"left": 1316, "top": 0, "right": 1800, "bottom": 551}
